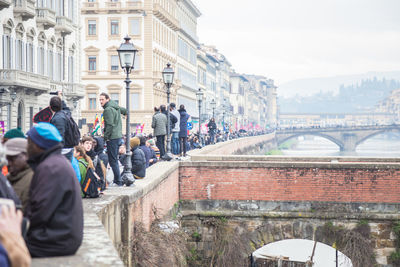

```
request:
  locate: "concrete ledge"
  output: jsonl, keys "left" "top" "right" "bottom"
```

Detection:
{"left": 190, "top": 154, "right": 400, "bottom": 163}
{"left": 188, "top": 134, "right": 274, "bottom": 156}
{"left": 180, "top": 200, "right": 400, "bottom": 220}
{"left": 181, "top": 159, "right": 400, "bottom": 169}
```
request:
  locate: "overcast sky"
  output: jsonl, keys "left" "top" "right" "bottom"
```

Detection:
{"left": 191, "top": 0, "right": 400, "bottom": 85}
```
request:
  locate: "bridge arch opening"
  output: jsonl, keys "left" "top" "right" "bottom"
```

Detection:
{"left": 356, "top": 131, "right": 400, "bottom": 155}
{"left": 278, "top": 135, "right": 342, "bottom": 154}
{"left": 252, "top": 239, "right": 352, "bottom": 266}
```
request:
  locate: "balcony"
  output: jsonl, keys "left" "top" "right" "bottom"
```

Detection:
{"left": 0, "top": 69, "right": 50, "bottom": 94}
{"left": 0, "top": 0, "right": 11, "bottom": 10}
{"left": 105, "top": 1, "right": 121, "bottom": 12}
{"left": 81, "top": 1, "right": 99, "bottom": 12}
{"left": 126, "top": 1, "right": 143, "bottom": 11}
{"left": 153, "top": 3, "right": 179, "bottom": 30}
{"left": 13, "top": 0, "right": 35, "bottom": 20}
{"left": 64, "top": 82, "right": 84, "bottom": 99}
{"left": 36, "top": 8, "right": 56, "bottom": 29}
{"left": 55, "top": 16, "right": 73, "bottom": 35}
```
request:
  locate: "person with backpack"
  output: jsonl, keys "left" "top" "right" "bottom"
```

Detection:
{"left": 74, "top": 145, "right": 101, "bottom": 197}
{"left": 83, "top": 136, "right": 107, "bottom": 191}
{"left": 49, "top": 93, "right": 80, "bottom": 148}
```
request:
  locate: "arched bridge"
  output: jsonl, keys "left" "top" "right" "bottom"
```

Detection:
{"left": 276, "top": 125, "right": 400, "bottom": 152}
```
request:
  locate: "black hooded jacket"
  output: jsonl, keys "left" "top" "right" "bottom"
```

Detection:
{"left": 26, "top": 144, "right": 83, "bottom": 257}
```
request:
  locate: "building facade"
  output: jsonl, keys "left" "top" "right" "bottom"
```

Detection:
{"left": 0, "top": 0, "right": 83, "bottom": 133}
{"left": 175, "top": 0, "right": 200, "bottom": 122}
{"left": 80, "top": 0, "right": 202, "bottom": 135}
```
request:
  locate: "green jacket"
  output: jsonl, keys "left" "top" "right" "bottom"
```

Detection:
{"left": 102, "top": 100, "right": 127, "bottom": 141}
{"left": 78, "top": 157, "right": 88, "bottom": 197}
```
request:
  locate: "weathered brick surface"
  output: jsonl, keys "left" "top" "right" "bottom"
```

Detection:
{"left": 132, "top": 168, "right": 179, "bottom": 230}
{"left": 179, "top": 165, "right": 400, "bottom": 203}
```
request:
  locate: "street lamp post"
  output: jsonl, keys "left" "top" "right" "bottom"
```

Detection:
{"left": 210, "top": 98, "right": 216, "bottom": 119}
{"left": 117, "top": 36, "right": 138, "bottom": 186}
{"left": 196, "top": 88, "right": 203, "bottom": 141}
{"left": 162, "top": 63, "right": 174, "bottom": 161}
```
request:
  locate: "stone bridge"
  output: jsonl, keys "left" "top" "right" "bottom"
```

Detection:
{"left": 31, "top": 134, "right": 400, "bottom": 267}
{"left": 276, "top": 125, "right": 400, "bottom": 152}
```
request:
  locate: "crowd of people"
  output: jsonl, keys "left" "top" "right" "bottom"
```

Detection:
{"left": 0, "top": 92, "right": 270, "bottom": 264}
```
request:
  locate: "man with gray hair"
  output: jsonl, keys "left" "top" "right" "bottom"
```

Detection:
{"left": 4, "top": 138, "right": 33, "bottom": 212}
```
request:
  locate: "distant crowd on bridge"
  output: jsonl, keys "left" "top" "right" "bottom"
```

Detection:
{"left": 277, "top": 122, "right": 399, "bottom": 131}
{"left": 0, "top": 92, "right": 271, "bottom": 265}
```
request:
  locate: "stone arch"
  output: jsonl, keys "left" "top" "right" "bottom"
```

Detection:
{"left": 15, "top": 23, "right": 25, "bottom": 38}
{"left": 26, "top": 27, "right": 36, "bottom": 41}
{"left": 48, "top": 35, "right": 56, "bottom": 45}
{"left": 356, "top": 128, "right": 400, "bottom": 147}
{"left": 56, "top": 38, "right": 63, "bottom": 51}
{"left": 277, "top": 132, "right": 344, "bottom": 150}
{"left": 3, "top": 18, "right": 14, "bottom": 34}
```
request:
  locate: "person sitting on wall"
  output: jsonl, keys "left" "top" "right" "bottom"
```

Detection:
{"left": 25, "top": 123, "right": 83, "bottom": 257}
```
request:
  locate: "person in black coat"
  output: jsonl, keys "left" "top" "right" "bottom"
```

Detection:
{"left": 178, "top": 105, "right": 190, "bottom": 157}
{"left": 138, "top": 136, "right": 156, "bottom": 168}
{"left": 207, "top": 118, "right": 217, "bottom": 144}
{"left": 25, "top": 123, "right": 83, "bottom": 257}
{"left": 129, "top": 137, "right": 146, "bottom": 179}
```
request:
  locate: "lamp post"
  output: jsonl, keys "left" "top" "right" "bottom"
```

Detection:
{"left": 162, "top": 63, "right": 174, "bottom": 161}
{"left": 196, "top": 88, "right": 203, "bottom": 141}
{"left": 210, "top": 98, "right": 216, "bottom": 119}
{"left": 117, "top": 35, "right": 138, "bottom": 186}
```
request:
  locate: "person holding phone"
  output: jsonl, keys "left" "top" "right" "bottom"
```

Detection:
{"left": 0, "top": 205, "right": 31, "bottom": 267}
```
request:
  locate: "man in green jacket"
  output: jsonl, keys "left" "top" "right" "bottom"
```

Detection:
{"left": 100, "top": 93, "right": 127, "bottom": 186}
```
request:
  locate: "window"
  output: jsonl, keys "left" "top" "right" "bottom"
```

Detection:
{"left": 68, "top": 55, "right": 74, "bottom": 83}
{"left": 16, "top": 40, "right": 24, "bottom": 70}
{"left": 26, "top": 43, "right": 34, "bottom": 72}
{"left": 88, "top": 20, "right": 96, "bottom": 35}
{"left": 48, "top": 49, "right": 54, "bottom": 79}
{"left": 130, "top": 93, "right": 139, "bottom": 110}
{"left": 111, "top": 55, "right": 119, "bottom": 71}
{"left": 111, "top": 93, "right": 119, "bottom": 105}
{"left": 129, "top": 18, "right": 140, "bottom": 36}
{"left": 37, "top": 47, "right": 45, "bottom": 75}
{"left": 110, "top": 20, "right": 119, "bottom": 35}
{"left": 88, "top": 56, "right": 96, "bottom": 71}
{"left": 2, "top": 35, "right": 13, "bottom": 69}
{"left": 88, "top": 93, "right": 97, "bottom": 110}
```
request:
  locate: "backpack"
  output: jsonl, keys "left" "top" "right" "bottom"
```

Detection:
{"left": 80, "top": 161, "right": 101, "bottom": 198}
{"left": 64, "top": 111, "right": 81, "bottom": 148}
{"left": 93, "top": 155, "right": 107, "bottom": 191}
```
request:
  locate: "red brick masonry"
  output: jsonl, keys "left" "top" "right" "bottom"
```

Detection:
{"left": 179, "top": 163, "right": 400, "bottom": 203}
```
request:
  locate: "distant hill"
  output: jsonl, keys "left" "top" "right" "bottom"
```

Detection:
{"left": 278, "top": 71, "right": 400, "bottom": 98}
{"left": 278, "top": 76, "right": 400, "bottom": 113}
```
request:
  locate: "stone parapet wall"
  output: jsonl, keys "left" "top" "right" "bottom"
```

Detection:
{"left": 32, "top": 161, "right": 180, "bottom": 267}
{"left": 189, "top": 133, "right": 275, "bottom": 156}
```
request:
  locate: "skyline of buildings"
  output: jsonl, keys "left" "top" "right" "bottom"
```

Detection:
{"left": 0, "top": 0, "right": 278, "bottom": 135}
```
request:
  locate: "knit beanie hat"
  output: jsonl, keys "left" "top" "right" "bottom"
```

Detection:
{"left": 27, "top": 122, "right": 62, "bottom": 150}
{"left": 4, "top": 128, "right": 26, "bottom": 139}
{"left": 147, "top": 139, "right": 155, "bottom": 146}
{"left": 130, "top": 137, "right": 140, "bottom": 149}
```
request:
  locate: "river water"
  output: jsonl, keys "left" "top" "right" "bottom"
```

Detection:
{"left": 280, "top": 134, "right": 400, "bottom": 157}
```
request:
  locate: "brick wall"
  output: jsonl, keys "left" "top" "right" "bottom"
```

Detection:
{"left": 131, "top": 168, "right": 179, "bottom": 230}
{"left": 179, "top": 163, "right": 400, "bottom": 203}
